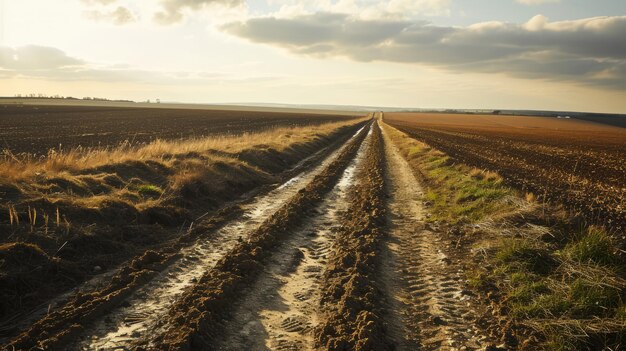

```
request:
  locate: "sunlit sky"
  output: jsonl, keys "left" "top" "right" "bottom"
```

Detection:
{"left": 1, "top": 0, "right": 625, "bottom": 113}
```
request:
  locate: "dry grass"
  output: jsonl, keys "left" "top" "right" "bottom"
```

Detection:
{"left": 0, "top": 117, "right": 365, "bottom": 234}
{"left": 0, "top": 119, "right": 364, "bottom": 181}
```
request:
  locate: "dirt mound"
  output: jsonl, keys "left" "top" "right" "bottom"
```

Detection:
{"left": 0, "top": 242, "right": 51, "bottom": 272}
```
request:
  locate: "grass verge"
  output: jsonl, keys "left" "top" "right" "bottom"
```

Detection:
{"left": 381, "top": 121, "right": 515, "bottom": 224}
{"left": 382, "top": 121, "right": 625, "bottom": 350}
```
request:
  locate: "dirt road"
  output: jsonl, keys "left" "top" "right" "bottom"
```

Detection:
{"left": 3, "top": 118, "right": 495, "bottom": 350}
{"left": 380, "top": 124, "right": 492, "bottom": 350}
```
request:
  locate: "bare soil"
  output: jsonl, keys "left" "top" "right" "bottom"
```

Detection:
{"left": 0, "top": 104, "right": 359, "bottom": 156}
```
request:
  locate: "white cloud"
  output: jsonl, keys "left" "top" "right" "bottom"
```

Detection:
{"left": 222, "top": 14, "right": 626, "bottom": 90}
{"left": 517, "top": 0, "right": 560, "bottom": 5}
{"left": 85, "top": 6, "right": 137, "bottom": 25}
{"left": 80, "top": 0, "right": 137, "bottom": 25}
{"left": 0, "top": 45, "right": 280, "bottom": 86}
{"left": 153, "top": 0, "right": 245, "bottom": 25}
{"left": 269, "top": 0, "right": 451, "bottom": 20}
{"left": 0, "top": 46, "right": 85, "bottom": 70}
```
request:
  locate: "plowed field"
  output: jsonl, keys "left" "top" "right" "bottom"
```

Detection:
{"left": 385, "top": 113, "right": 626, "bottom": 232}
{"left": 0, "top": 104, "right": 359, "bottom": 156}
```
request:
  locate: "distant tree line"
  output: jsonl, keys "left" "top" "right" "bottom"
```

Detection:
{"left": 12, "top": 94, "right": 134, "bottom": 103}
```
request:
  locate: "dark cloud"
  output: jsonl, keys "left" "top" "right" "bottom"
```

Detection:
{"left": 222, "top": 13, "right": 626, "bottom": 90}
{"left": 154, "top": 0, "right": 243, "bottom": 25}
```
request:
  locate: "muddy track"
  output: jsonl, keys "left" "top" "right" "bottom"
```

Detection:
{"left": 380, "top": 123, "right": 493, "bottom": 350}
{"left": 136, "top": 121, "right": 373, "bottom": 349}
{"left": 2, "top": 118, "right": 502, "bottom": 351}
{"left": 2, "top": 122, "right": 368, "bottom": 351}
{"left": 314, "top": 119, "right": 389, "bottom": 351}
{"left": 210, "top": 121, "right": 374, "bottom": 351}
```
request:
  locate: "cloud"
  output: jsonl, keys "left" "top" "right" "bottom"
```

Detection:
{"left": 0, "top": 46, "right": 85, "bottom": 70}
{"left": 85, "top": 6, "right": 137, "bottom": 25}
{"left": 80, "top": 0, "right": 136, "bottom": 25}
{"left": 268, "top": 0, "right": 451, "bottom": 20}
{"left": 221, "top": 14, "right": 626, "bottom": 90}
{"left": 80, "top": 0, "right": 118, "bottom": 4}
{"left": 0, "top": 45, "right": 277, "bottom": 86}
{"left": 517, "top": 0, "right": 560, "bottom": 5}
{"left": 154, "top": 0, "right": 244, "bottom": 25}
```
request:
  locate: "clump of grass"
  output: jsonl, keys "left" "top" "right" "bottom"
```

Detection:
{"left": 407, "top": 145, "right": 425, "bottom": 156}
{"left": 496, "top": 238, "right": 555, "bottom": 275}
{"left": 494, "top": 231, "right": 625, "bottom": 349}
{"left": 137, "top": 184, "right": 163, "bottom": 198}
{"left": 561, "top": 226, "right": 620, "bottom": 266}
{"left": 525, "top": 192, "right": 536, "bottom": 202}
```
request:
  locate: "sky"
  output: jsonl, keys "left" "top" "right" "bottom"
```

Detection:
{"left": 0, "top": 0, "right": 625, "bottom": 113}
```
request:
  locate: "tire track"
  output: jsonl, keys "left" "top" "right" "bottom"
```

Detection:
{"left": 212, "top": 124, "right": 373, "bottom": 351}
{"left": 140, "top": 120, "right": 372, "bottom": 350}
{"left": 70, "top": 124, "right": 369, "bottom": 351}
{"left": 3, "top": 123, "right": 367, "bottom": 351}
{"left": 314, "top": 119, "right": 389, "bottom": 351}
{"left": 381, "top": 123, "right": 488, "bottom": 350}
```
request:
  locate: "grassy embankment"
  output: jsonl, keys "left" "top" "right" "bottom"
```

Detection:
{"left": 0, "top": 117, "right": 366, "bottom": 321}
{"left": 382, "top": 121, "right": 625, "bottom": 350}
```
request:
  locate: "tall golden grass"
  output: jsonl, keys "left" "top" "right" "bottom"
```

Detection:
{"left": 0, "top": 119, "right": 365, "bottom": 181}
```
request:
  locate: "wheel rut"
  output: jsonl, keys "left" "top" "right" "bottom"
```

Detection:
{"left": 212, "top": 125, "right": 373, "bottom": 351}
{"left": 381, "top": 123, "right": 488, "bottom": 350}
{"left": 6, "top": 118, "right": 500, "bottom": 350}
{"left": 64, "top": 125, "right": 369, "bottom": 350}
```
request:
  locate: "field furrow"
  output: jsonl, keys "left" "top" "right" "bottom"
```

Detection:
{"left": 314, "top": 118, "right": 389, "bottom": 350}
{"left": 74, "top": 125, "right": 368, "bottom": 350}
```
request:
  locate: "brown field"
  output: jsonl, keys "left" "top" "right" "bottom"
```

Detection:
{"left": 385, "top": 112, "right": 626, "bottom": 232}
{"left": 0, "top": 104, "right": 359, "bottom": 156}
